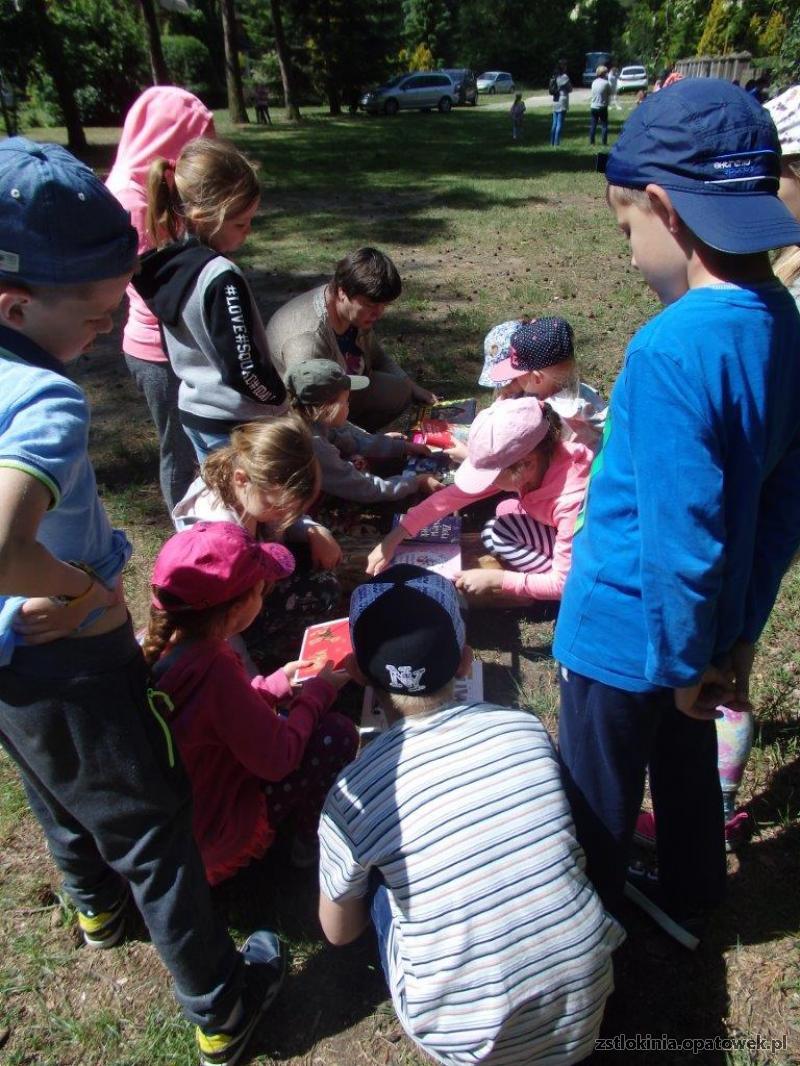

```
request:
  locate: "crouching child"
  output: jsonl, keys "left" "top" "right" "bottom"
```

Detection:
{"left": 318, "top": 564, "right": 624, "bottom": 1065}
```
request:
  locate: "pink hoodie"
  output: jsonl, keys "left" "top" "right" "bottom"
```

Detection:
{"left": 105, "top": 87, "right": 215, "bottom": 363}
{"left": 399, "top": 439, "right": 593, "bottom": 601}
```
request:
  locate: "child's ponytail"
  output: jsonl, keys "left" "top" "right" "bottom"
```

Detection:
{"left": 146, "top": 158, "right": 185, "bottom": 246}
{"left": 142, "top": 605, "right": 179, "bottom": 666}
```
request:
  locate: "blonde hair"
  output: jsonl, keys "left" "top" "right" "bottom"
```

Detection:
{"left": 146, "top": 138, "right": 260, "bottom": 247}
{"left": 774, "top": 160, "right": 800, "bottom": 287}
{"left": 607, "top": 184, "right": 652, "bottom": 210}
{"left": 506, "top": 403, "right": 562, "bottom": 487}
{"left": 290, "top": 395, "right": 346, "bottom": 426}
{"left": 381, "top": 682, "right": 456, "bottom": 718}
{"left": 200, "top": 417, "right": 319, "bottom": 531}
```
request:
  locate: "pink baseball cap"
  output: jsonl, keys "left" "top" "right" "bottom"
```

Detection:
{"left": 454, "top": 397, "right": 548, "bottom": 494}
{"left": 151, "top": 522, "right": 295, "bottom": 611}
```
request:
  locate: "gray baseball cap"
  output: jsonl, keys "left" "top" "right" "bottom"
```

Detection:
{"left": 287, "top": 359, "right": 369, "bottom": 404}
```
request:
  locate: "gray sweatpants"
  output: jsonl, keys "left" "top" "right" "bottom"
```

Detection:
{"left": 0, "top": 620, "right": 243, "bottom": 1029}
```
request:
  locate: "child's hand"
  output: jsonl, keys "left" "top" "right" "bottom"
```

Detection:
{"left": 411, "top": 383, "right": 439, "bottom": 405}
{"left": 283, "top": 659, "right": 313, "bottom": 686}
{"left": 444, "top": 440, "right": 468, "bottom": 462}
{"left": 405, "top": 441, "right": 431, "bottom": 458}
{"left": 14, "top": 579, "right": 119, "bottom": 644}
{"left": 674, "top": 664, "right": 735, "bottom": 720}
{"left": 415, "top": 474, "right": 443, "bottom": 496}
{"left": 307, "top": 525, "right": 343, "bottom": 569}
{"left": 455, "top": 569, "right": 503, "bottom": 596}
{"left": 317, "top": 662, "right": 351, "bottom": 690}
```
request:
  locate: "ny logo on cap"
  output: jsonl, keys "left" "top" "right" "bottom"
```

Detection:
{"left": 385, "top": 665, "right": 426, "bottom": 692}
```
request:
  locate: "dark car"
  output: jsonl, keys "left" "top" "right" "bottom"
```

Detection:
{"left": 442, "top": 69, "right": 478, "bottom": 106}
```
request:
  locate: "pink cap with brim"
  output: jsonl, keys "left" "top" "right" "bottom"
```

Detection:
{"left": 454, "top": 397, "right": 548, "bottom": 494}
{"left": 489, "top": 356, "right": 529, "bottom": 383}
{"left": 151, "top": 522, "right": 295, "bottom": 611}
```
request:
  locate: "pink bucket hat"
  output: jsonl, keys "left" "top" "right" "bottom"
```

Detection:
{"left": 454, "top": 397, "right": 548, "bottom": 494}
{"left": 151, "top": 522, "right": 295, "bottom": 611}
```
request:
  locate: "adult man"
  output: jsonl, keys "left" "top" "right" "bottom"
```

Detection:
{"left": 266, "top": 247, "right": 435, "bottom": 431}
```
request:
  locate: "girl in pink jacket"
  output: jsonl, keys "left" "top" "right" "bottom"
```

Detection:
{"left": 143, "top": 522, "right": 357, "bottom": 883}
{"left": 367, "top": 396, "right": 592, "bottom": 607}
{"left": 106, "top": 87, "right": 215, "bottom": 511}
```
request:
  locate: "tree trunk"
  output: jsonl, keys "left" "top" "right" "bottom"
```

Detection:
{"left": 221, "top": 0, "right": 249, "bottom": 123}
{"left": 138, "top": 0, "right": 171, "bottom": 84}
{"left": 270, "top": 0, "right": 302, "bottom": 121}
{"left": 31, "top": 0, "right": 86, "bottom": 150}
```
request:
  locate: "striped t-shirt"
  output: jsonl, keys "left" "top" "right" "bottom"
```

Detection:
{"left": 319, "top": 701, "right": 625, "bottom": 1065}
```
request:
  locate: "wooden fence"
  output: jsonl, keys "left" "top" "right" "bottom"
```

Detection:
{"left": 674, "top": 52, "right": 757, "bottom": 84}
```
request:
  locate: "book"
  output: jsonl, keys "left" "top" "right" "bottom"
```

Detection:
{"left": 403, "top": 452, "right": 456, "bottom": 486}
{"left": 411, "top": 418, "right": 470, "bottom": 449}
{"left": 391, "top": 512, "right": 462, "bottom": 544}
{"left": 394, "top": 542, "right": 461, "bottom": 579}
{"left": 293, "top": 617, "right": 352, "bottom": 683}
{"left": 358, "top": 658, "right": 484, "bottom": 742}
{"left": 430, "top": 397, "right": 477, "bottom": 425}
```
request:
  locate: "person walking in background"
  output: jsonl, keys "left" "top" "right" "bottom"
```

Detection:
{"left": 589, "top": 65, "right": 611, "bottom": 145}
{"left": 608, "top": 65, "right": 621, "bottom": 110}
{"left": 550, "top": 59, "right": 572, "bottom": 147}
{"left": 254, "top": 83, "right": 272, "bottom": 126}
{"left": 510, "top": 93, "right": 526, "bottom": 140}
{"left": 106, "top": 87, "right": 215, "bottom": 512}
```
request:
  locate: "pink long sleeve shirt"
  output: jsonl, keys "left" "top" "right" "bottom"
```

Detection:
{"left": 399, "top": 440, "right": 593, "bottom": 601}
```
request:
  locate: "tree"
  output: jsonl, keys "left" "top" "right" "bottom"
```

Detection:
{"left": 270, "top": 0, "right": 302, "bottom": 119}
{"left": 137, "top": 0, "right": 171, "bottom": 83}
{"left": 220, "top": 0, "right": 249, "bottom": 121}
{"left": 30, "top": 0, "right": 87, "bottom": 149}
{"left": 402, "top": 0, "right": 451, "bottom": 63}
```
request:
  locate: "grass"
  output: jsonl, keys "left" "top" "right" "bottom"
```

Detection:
{"left": 1, "top": 101, "right": 799, "bottom": 1064}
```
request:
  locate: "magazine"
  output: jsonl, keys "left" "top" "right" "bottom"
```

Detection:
{"left": 394, "top": 542, "right": 461, "bottom": 579}
{"left": 293, "top": 618, "right": 352, "bottom": 683}
{"left": 411, "top": 418, "right": 470, "bottom": 449}
{"left": 391, "top": 512, "right": 461, "bottom": 544}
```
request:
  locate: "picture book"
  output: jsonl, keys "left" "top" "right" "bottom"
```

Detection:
{"left": 403, "top": 452, "right": 456, "bottom": 486}
{"left": 430, "top": 397, "right": 477, "bottom": 425}
{"left": 358, "top": 657, "right": 484, "bottom": 742}
{"left": 391, "top": 512, "right": 462, "bottom": 544}
{"left": 394, "top": 542, "right": 461, "bottom": 579}
{"left": 293, "top": 618, "right": 352, "bottom": 683}
{"left": 411, "top": 419, "right": 470, "bottom": 449}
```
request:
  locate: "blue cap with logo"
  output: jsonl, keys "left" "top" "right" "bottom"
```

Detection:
{"left": 605, "top": 78, "right": 800, "bottom": 253}
{"left": 0, "top": 137, "right": 138, "bottom": 285}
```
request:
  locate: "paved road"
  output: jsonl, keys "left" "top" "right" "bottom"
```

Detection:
{"left": 480, "top": 87, "right": 592, "bottom": 110}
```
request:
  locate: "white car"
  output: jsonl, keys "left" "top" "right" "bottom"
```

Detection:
{"left": 476, "top": 71, "right": 515, "bottom": 95}
{"left": 617, "top": 65, "right": 648, "bottom": 92}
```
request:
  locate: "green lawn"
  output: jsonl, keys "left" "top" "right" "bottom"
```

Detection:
{"left": 1, "top": 103, "right": 799, "bottom": 1065}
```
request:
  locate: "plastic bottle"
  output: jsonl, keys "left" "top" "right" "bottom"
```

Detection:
{"left": 715, "top": 701, "right": 755, "bottom": 820}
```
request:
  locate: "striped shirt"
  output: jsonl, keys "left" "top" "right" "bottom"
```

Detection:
{"left": 319, "top": 701, "right": 625, "bottom": 1065}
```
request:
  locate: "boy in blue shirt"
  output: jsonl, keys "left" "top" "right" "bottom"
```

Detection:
{"left": 0, "top": 139, "right": 284, "bottom": 1066}
{"left": 554, "top": 80, "right": 800, "bottom": 948}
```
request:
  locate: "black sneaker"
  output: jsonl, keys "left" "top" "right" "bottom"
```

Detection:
{"left": 196, "top": 931, "right": 287, "bottom": 1066}
{"left": 77, "top": 889, "right": 130, "bottom": 949}
{"left": 624, "top": 865, "right": 705, "bottom": 951}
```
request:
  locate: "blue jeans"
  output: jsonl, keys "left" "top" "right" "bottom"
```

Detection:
{"left": 550, "top": 109, "right": 565, "bottom": 145}
{"left": 557, "top": 667, "right": 726, "bottom": 917}
{"left": 589, "top": 107, "right": 608, "bottom": 145}
{"left": 124, "top": 355, "right": 196, "bottom": 512}
{"left": 183, "top": 423, "right": 234, "bottom": 463}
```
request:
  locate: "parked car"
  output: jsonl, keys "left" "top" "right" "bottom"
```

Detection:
{"left": 583, "top": 51, "right": 613, "bottom": 87}
{"left": 617, "top": 65, "right": 648, "bottom": 92}
{"left": 441, "top": 69, "right": 478, "bottom": 105}
{"left": 360, "top": 72, "right": 457, "bottom": 115}
{"left": 476, "top": 71, "right": 515, "bottom": 95}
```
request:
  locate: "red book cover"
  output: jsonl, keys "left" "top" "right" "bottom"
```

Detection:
{"left": 293, "top": 618, "right": 352, "bottom": 683}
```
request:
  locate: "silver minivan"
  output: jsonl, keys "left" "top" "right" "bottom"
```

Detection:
{"left": 361, "top": 72, "right": 457, "bottom": 115}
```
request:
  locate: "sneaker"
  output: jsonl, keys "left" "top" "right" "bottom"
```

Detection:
{"left": 623, "top": 865, "right": 704, "bottom": 951}
{"left": 633, "top": 808, "right": 750, "bottom": 853}
{"left": 196, "top": 930, "right": 286, "bottom": 1066}
{"left": 77, "top": 890, "right": 129, "bottom": 949}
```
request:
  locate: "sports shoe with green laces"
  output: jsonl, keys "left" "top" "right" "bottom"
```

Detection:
{"left": 196, "top": 930, "right": 286, "bottom": 1066}
{"left": 77, "top": 890, "right": 130, "bottom": 949}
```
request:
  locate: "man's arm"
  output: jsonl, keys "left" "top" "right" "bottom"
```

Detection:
{"left": 318, "top": 892, "right": 370, "bottom": 946}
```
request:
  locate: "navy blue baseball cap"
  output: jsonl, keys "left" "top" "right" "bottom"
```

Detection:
{"left": 605, "top": 78, "right": 800, "bottom": 254}
{"left": 490, "top": 317, "right": 574, "bottom": 383}
{"left": 0, "top": 138, "right": 138, "bottom": 285}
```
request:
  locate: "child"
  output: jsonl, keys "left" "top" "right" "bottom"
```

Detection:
{"left": 510, "top": 93, "right": 525, "bottom": 140}
{"left": 106, "top": 86, "right": 214, "bottom": 511}
{"left": 143, "top": 522, "right": 358, "bottom": 880}
{"left": 0, "top": 138, "right": 284, "bottom": 1066}
{"left": 481, "top": 316, "right": 607, "bottom": 449}
{"left": 133, "top": 138, "right": 288, "bottom": 462}
{"left": 554, "top": 79, "right": 800, "bottom": 949}
{"left": 768, "top": 85, "right": 800, "bottom": 302}
{"left": 318, "top": 564, "right": 625, "bottom": 1066}
{"left": 172, "top": 417, "right": 342, "bottom": 647}
{"left": 286, "top": 359, "right": 441, "bottom": 503}
{"left": 367, "top": 396, "right": 592, "bottom": 609}
{"left": 608, "top": 65, "right": 621, "bottom": 110}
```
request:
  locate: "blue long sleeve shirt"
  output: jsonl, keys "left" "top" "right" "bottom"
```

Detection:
{"left": 554, "top": 282, "right": 800, "bottom": 692}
